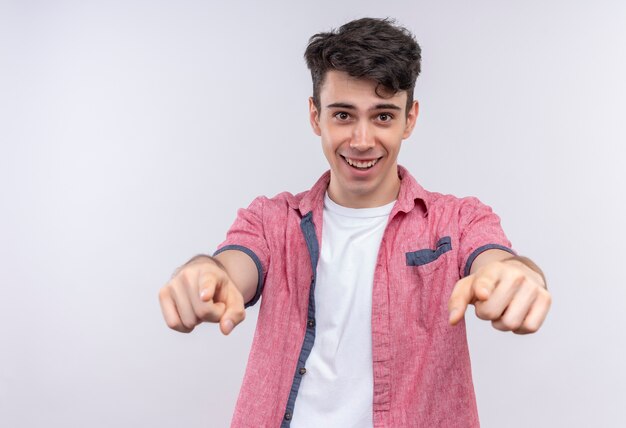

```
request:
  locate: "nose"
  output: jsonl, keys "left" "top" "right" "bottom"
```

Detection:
{"left": 350, "top": 121, "right": 375, "bottom": 151}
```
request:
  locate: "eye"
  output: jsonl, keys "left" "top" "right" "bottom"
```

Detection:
{"left": 377, "top": 113, "right": 393, "bottom": 122}
{"left": 334, "top": 112, "right": 350, "bottom": 121}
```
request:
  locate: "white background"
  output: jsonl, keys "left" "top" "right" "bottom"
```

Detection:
{"left": 1, "top": 1, "right": 625, "bottom": 427}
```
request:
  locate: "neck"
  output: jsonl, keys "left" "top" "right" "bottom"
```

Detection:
{"left": 327, "top": 165, "right": 401, "bottom": 208}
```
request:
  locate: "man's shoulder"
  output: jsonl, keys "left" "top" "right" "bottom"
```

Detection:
{"left": 247, "top": 171, "right": 330, "bottom": 214}
{"left": 244, "top": 189, "right": 308, "bottom": 215}
{"left": 399, "top": 165, "right": 480, "bottom": 213}
{"left": 403, "top": 173, "right": 492, "bottom": 217}
{"left": 424, "top": 190, "right": 485, "bottom": 208}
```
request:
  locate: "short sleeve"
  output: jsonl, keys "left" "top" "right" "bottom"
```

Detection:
{"left": 214, "top": 196, "right": 270, "bottom": 307}
{"left": 457, "top": 197, "right": 515, "bottom": 278}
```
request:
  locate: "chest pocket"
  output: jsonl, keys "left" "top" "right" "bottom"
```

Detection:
{"left": 405, "top": 236, "right": 452, "bottom": 267}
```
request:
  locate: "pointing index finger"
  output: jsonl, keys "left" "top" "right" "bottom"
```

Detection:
{"left": 198, "top": 267, "right": 226, "bottom": 302}
{"left": 448, "top": 274, "right": 476, "bottom": 325}
{"left": 473, "top": 268, "right": 500, "bottom": 301}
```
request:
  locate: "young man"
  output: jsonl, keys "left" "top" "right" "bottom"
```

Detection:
{"left": 159, "top": 18, "right": 551, "bottom": 427}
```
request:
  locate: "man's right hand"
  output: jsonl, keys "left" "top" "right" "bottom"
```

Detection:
{"left": 158, "top": 256, "right": 246, "bottom": 335}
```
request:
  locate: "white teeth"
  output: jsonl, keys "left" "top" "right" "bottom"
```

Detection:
{"left": 345, "top": 157, "right": 378, "bottom": 169}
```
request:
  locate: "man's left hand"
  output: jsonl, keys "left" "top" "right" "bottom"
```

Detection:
{"left": 448, "top": 257, "right": 552, "bottom": 334}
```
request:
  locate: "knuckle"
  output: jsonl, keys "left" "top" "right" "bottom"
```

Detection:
{"left": 233, "top": 309, "right": 246, "bottom": 323}
{"left": 520, "top": 281, "right": 539, "bottom": 298}
{"left": 477, "top": 272, "right": 496, "bottom": 283}
{"left": 528, "top": 285, "right": 540, "bottom": 301}
{"left": 543, "top": 291, "right": 553, "bottom": 306}
{"left": 176, "top": 325, "right": 193, "bottom": 334}
{"left": 166, "top": 318, "right": 192, "bottom": 333}
{"left": 158, "top": 286, "right": 170, "bottom": 301}
{"left": 197, "top": 307, "right": 217, "bottom": 322}
{"left": 522, "top": 320, "right": 539, "bottom": 333}
{"left": 474, "top": 308, "right": 488, "bottom": 320}
{"left": 202, "top": 272, "right": 219, "bottom": 288}
{"left": 512, "top": 273, "right": 525, "bottom": 284}
{"left": 180, "top": 315, "right": 199, "bottom": 330}
{"left": 491, "top": 320, "right": 508, "bottom": 332}
{"left": 500, "top": 316, "right": 522, "bottom": 331}
{"left": 212, "top": 272, "right": 225, "bottom": 285}
{"left": 165, "top": 317, "right": 179, "bottom": 329}
{"left": 179, "top": 269, "right": 194, "bottom": 285}
{"left": 475, "top": 305, "right": 499, "bottom": 320}
{"left": 475, "top": 277, "right": 492, "bottom": 289}
{"left": 195, "top": 305, "right": 209, "bottom": 318}
{"left": 201, "top": 260, "right": 218, "bottom": 273}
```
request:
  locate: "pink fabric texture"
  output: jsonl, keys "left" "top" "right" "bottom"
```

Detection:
{"left": 216, "top": 166, "right": 513, "bottom": 427}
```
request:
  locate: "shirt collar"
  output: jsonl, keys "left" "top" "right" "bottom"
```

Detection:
{"left": 290, "top": 165, "right": 430, "bottom": 217}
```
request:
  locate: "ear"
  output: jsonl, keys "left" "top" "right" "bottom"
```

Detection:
{"left": 402, "top": 100, "right": 420, "bottom": 139}
{"left": 309, "top": 97, "right": 321, "bottom": 136}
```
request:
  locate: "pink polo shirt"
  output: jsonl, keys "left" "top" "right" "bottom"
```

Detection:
{"left": 215, "top": 166, "right": 513, "bottom": 428}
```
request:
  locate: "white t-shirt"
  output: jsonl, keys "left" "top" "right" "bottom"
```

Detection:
{"left": 290, "top": 193, "right": 395, "bottom": 428}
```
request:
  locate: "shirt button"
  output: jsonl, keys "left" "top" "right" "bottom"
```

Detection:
{"left": 299, "top": 367, "right": 307, "bottom": 375}
{"left": 284, "top": 412, "right": 292, "bottom": 421}
{"left": 307, "top": 319, "right": 315, "bottom": 328}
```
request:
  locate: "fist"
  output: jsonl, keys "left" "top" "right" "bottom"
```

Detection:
{"left": 158, "top": 256, "right": 246, "bottom": 335}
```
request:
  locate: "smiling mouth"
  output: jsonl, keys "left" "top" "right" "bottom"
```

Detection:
{"left": 342, "top": 156, "right": 381, "bottom": 170}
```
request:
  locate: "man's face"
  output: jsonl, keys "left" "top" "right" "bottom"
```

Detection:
{"left": 309, "top": 70, "right": 419, "bottom": 208}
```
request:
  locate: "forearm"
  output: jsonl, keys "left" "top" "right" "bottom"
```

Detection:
{"left": 212, "top": 251, "right": 259, "bottom": 304}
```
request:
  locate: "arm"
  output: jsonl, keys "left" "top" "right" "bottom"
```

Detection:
{"left": 158, "top": 250, "right": 258, "bottom": 335}
{"left": 214, "top": 250, "right": 259, "bottom": 304}
{"left": 448, "top": 249, "right": 552, "bottom": 334}
{"left": 159, "top": 196, "right": 270, "bottom": 335}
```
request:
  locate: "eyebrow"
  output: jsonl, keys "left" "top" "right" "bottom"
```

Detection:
{"left": 325, "top": 102, "right": 402, "bottom": 111}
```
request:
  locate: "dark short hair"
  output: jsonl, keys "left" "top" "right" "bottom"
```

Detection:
{"left": 304, "top": 17, "right": 422, "bottom": 114}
